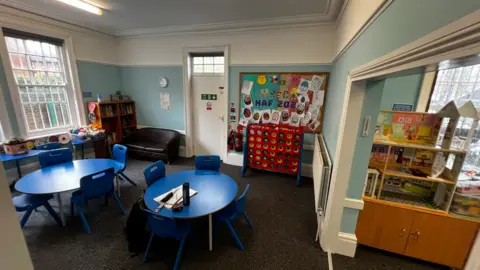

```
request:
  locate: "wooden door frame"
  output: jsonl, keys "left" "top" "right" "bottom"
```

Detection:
{"left": 182, "top": 45, "right": 230, "bottom": 159}
{"left": 320, "top": 10, "right": 480, "bottom": 257}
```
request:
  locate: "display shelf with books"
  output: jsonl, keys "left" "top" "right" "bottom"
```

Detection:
{"left": 88, "top": 101, "right": 137, "bottom": 144}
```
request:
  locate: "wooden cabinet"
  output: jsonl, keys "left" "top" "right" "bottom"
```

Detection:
{"left": 356, "top": 201, "right": 413, "bottom": 254}
{"left": 357, "top": 200, "right": 479, "bottom": 269}
{"left": 405, "top": 213, "right": 478, "bottom": 269}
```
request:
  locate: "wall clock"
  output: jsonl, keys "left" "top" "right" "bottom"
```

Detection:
{"left": 159, "top": 77, "right": 169, "bottom": 88}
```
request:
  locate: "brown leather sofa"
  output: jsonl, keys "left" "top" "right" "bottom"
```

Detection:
{"left": 123, "top": 128, "right": 181, "bottom": 163}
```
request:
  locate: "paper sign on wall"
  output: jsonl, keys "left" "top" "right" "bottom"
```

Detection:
{"left": 241, "top": 80, "right": 253, "bottom": 95}
{"left": 160, "top": 93, "right": 170, "bottom": 110}
{"left": 310, "top": 75, "right": 324, "bottom": 92}
{"left": 312, "top": 90, "right": 325, "bottom": 107}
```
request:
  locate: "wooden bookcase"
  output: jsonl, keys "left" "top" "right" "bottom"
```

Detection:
{"left": 89, "top": 101, "right": 137, "bottom": 144}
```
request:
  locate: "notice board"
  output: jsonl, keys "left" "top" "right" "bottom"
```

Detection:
{"left": 238, "top": 72, "right": 329, "bottom": 133}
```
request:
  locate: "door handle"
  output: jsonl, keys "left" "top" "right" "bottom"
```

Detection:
{"left": 399, "top": 228, "right": 406, "bottom": 237}
{"left": 217, "top": 115, "right": 224, "bottom": 121}
{"left": 410, "top": 231, "right": 420, "bottom": 240}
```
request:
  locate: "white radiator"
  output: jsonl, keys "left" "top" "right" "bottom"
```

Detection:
{"left": 313, "top": 134, "right": 332, "bottom": 242}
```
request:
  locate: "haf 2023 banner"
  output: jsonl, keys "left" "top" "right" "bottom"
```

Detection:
{"left": 239, "top": 72, "right": 329, "bottom": 133}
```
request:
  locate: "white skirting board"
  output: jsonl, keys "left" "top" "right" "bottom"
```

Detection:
{"left": 336, "top": 232, "right": 358, "bottom": 257}
{"left": 179, "top": 146, "right": 186, "bottom": 157}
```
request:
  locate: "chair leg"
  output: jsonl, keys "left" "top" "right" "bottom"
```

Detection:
{"left": 119, "top": 172, "right": 137, "bottom": 187}
{"left": 224, "top": 220, "right": 244, "bottom": 250}
{"left": 70, "top": 200, "right": 75, "bottom": 217}
{"left": 142, "top": 233, "right": 154, "bottom": 263}
{"left": 113, "top": 192, "right": 126, "bottom": 215}
{"left": 43, "top": 201, "right": 62, "bottom": 226}
{"left": 20, "top": 206, "right": 35, "bottom": 228}
{"left": 243, "top": 212, "right": 253, "bottom": 228}
{"left": 174, "top": 233, "right": 188, "bottom": 270}
{"left": 76, "top": 204, "right": 92, "bottom": 234}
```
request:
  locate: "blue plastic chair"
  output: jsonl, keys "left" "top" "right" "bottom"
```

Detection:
{"left": 12, "top": 194, "right": 62, "bottom": 228}
{"left": 39, "top": 148, "right": 73, "bottom": 168}
{"left": 143, "top": 160, "right": 166, "bottom": 187}
{"left": 214, "top": 184, "right": 253, "bottom": 250}
{"left": 70, "top": 168, "right": 126, "bottom": 234}
{"left": 143, "top": 209, "right": 191, "bottom": 270}
{"left": 195, "top": 155, "right": 221, "bottom": 171}
{"left": 112, "top": 144, "right": 136, "bottom": 186}
{"left": 36, "top": 142, "right": 61, "bottom": 150}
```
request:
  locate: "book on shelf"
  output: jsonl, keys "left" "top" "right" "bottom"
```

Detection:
{"left": 101, "top": 105, "right": 115, "bottom": 117}
{"left": 119, "top": 104, "right": 133, "bottom": 115}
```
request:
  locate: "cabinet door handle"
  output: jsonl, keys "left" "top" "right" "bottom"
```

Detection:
{"left": 411, "top": 231, "right": 420, "bottom": 240}
{"left": 399, "top": 228, "right": 405, "bottom": 237}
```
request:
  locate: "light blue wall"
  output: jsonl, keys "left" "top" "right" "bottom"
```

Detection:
{"left": 323, "top": 0, "right": 480, "bottom": 159}
{"left": 325, "top": 0, "right": 480, "bottom": 234}
{"left": 380, "top": 73, "right": 424, "bottom": 110}
{"left": 77, "top": 61, "right": 121, "bottom": 118}
{"left": 120, "top": 66, "right": 185, "bottom": 131}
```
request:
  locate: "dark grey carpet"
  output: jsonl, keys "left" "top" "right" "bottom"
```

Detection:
{"left": 17, "top": 158, "right": 446, "bottom": 269}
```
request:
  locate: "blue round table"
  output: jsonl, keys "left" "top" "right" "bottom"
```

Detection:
{"left": 15, "top": 159, "right": 123, "bottom": 225}
{"left": 144, "top": 170, "right": 238, "bottom": 251}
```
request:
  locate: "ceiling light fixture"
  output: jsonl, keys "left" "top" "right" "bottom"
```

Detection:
{"left": 56, "top": 0, "right": 103, "bottom": 15}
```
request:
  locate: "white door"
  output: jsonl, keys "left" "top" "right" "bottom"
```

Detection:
{"left": 192, "top": 75, "right": 225, "bottom": 157}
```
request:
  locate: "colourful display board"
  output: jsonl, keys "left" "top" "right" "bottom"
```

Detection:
{"left": 238, "top": 72, "right": 329, "bottom": 133}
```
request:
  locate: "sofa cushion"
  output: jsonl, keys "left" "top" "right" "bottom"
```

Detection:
{"left": 126, "top": 142, "right": 149, "bottom": 151}
{"left": 144, "top": 147, "right": 165, "bottom": 153}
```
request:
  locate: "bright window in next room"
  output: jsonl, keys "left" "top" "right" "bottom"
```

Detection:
{"left": 428, "top": 64, "right": 480, "bottom": 171}
{"left": 3, "top": 30, "right": 78, "bottom": 138}
{"left": 192, "top": 56, "right": 224, "bottom": 74}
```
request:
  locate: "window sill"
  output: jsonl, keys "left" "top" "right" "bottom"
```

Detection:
{"left": 25, "top": 128, "right": 73, "bottom": 141}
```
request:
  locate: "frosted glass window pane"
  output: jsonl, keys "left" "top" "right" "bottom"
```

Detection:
{"left": 204, "top": 57, "right": 213, "bottom": 64}
{"left": 204, "top": 65, "right": 214, "bottom": 73}
{"left": 193, "top": 57, "right": 203, "bottom": 64}
{"left": 214, "top": 64, "right": 224, "bottom": 73}
{"left": 193, "top": 65, "right": 203, "bottom": 73}
{"left": 214, "top": 57, "right": 224, "bottom": 64}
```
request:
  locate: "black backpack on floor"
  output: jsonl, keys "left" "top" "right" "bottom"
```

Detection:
{"left": 125, "top": 196, "right": 150, "bottom": 257}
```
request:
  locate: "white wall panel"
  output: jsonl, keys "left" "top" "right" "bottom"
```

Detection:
{"left": 118, "top": 25, "right": 335, "bottom": 66}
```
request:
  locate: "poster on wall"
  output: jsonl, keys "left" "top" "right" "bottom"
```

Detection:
{"left": 160, "top": 93, "right": 171, "bottom": 110}
{"left": 238, "top": 72, "right": 329, "bottom": 133}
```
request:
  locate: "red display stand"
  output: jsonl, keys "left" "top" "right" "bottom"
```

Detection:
{"left": 242, "top": 123, "right": 304, "bottom": 185}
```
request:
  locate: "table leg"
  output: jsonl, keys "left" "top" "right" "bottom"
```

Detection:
{"left": 116, "top": 175, "right": 121, "bottom": 197}
{"left": 209, "top": 214, "right": 213, "bottom": 251}
{"left": 81, "top": 144, "right": 85, "bottom": 159}
{"left": 57, "top": 193, "right": 65, "bottom": 226}
{"left": 16, "top": 160, "right": 22, "bottom": 178}
{"left": 73, "top": 145, "right": 77, "bottom": 160}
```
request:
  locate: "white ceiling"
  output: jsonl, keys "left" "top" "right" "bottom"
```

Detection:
{"left": 0, "top": 0, "right": 344, "bottom": 36}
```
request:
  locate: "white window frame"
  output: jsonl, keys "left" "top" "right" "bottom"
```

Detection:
{"left": 0, "top": 84, "right": 13, "bottom": 141}
{"left": 0, "top": 28, "right": 85, "bottom": 139}
{"left": 191, "top": 55, "right": 225, "bottom": 77}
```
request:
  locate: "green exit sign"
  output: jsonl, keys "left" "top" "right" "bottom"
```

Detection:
{"left": 201, "top": 94, "right": 217, "bottom": 100}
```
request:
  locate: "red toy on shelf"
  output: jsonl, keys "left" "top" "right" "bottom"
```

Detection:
{"left": 242, "top": 123, "right": 304, "bottom": 185}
